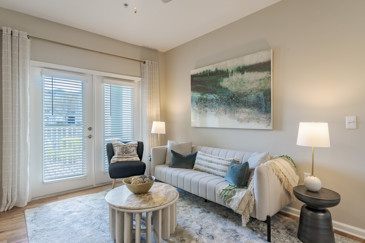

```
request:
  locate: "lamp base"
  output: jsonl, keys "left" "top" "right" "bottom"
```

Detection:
{"left": 304, "top": 176, "right": 322, "bottom": 192}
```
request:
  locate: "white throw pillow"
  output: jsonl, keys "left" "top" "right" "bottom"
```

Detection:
{"left": 111, "top": 141, "right": 140, "bottom": 163}
{"left": 248, "top": 152, "right": 270, "bottom": 169}
{"left": 165, "top": 140, "right": 192, "bottom": 165}
{"left": 193, "top": 151, "right": 234, "bottom": 177}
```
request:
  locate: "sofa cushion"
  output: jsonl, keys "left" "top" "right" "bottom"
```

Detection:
{"left": 193, "top": 151, "right": 233, "bottom": 177}
{"left": 154, "top": 164, "right": 228, "bottom": 206}
{"left": 169, "top": 150, "right": 197, "bottom": 169}
{"left": 224, "top": 161, "right": 250, "bottom": 188}
{"left": 109, "top": 161, "right": 146, "bottom": 178}
{"left": 165, "top": 140, "right": 192, "bottom": 165}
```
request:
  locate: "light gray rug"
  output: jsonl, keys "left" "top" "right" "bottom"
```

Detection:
{"left": 25, "top": 189, "right": 356, "bottom": 243}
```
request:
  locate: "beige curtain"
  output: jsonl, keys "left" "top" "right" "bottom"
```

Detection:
{"left": 141, "top": 60, "right": 161, "bottom": 174}
{"left": 0, "top": 27, "right": 31, "bottom": 211}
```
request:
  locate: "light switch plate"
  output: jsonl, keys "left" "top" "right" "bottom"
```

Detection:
{"left": 346, "top": 116, "right": 357, "bottom": 129}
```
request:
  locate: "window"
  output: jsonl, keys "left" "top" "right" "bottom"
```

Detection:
{"left": 103, "top": 82, "right": 136, "bottom": 171}
{"left": 42, "top": 72, "right": 86, "bottom": 181}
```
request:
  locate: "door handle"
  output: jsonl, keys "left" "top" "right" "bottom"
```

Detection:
{"left": 88, "top": 134, "right": 92, "bottom": 139}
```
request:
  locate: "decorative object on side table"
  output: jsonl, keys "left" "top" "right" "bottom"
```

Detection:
{"left": 294, "top": 185, "right": 340, "bottom": 243}
{"left": 123, "top": 175, "right": 155, "bottom": 194}
{"left": 296, "top": 122, "right": 330, "bottom": 191}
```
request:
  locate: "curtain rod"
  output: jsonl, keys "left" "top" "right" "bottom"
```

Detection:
{"left": 1, "top": 29, "right": 145, "bottom": 64}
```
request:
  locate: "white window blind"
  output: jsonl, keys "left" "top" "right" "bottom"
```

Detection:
{"left": 104, "top": 83, "right": 135, "bottom": 171}
{"left": 42, "top": 72, "right": 86, "bottom": 181}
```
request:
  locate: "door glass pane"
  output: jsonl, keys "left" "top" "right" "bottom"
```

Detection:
{"left": 42, "top": 74, "right": 86, "bottom": 181}
{"left": 104, "top": 83, "right": 135, "bottom": 171}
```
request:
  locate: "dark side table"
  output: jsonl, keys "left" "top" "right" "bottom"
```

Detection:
{"left": 293, "top": 185, "right": 341, "bottom": 243}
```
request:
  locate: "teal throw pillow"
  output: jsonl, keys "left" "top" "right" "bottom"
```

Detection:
{"left": 224, "top": 160, "right": 250, "bottom": 188}
{"left": 169, "top": 150, "right": 197, "bottom": 169}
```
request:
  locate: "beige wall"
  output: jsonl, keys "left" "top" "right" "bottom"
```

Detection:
{"left": 0, "top": 7, "right": 159, "bottom": 77}
{"left": 1, "top": 0, "right": 364, "bottom": 234}
{"left": 163, "top": 0, "right": 365, "bottom": 231}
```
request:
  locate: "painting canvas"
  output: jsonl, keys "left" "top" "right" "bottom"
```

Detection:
{"left": 191, "top": 49, "right": 272, "bottom": 129}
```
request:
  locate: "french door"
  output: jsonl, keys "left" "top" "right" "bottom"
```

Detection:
{"left": 30, "top": 62, "right": 140, "bottom": 198}
{"left": 30, "top": 68, "right": 94, "bottom": 198}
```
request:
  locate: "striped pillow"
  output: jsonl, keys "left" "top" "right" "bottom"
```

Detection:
{"left": 193, "top": 151, "right": 235, "bottom": 177}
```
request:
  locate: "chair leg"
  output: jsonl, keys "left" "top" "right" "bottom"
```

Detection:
{"left": 266, "top": 215, "right": 271, "bottom": 242}
{"left": 112, "top": 179, "right": 116, "bottom": 189}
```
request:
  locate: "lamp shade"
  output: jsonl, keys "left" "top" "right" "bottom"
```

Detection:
{"left": 297, "top": 122, "right": 330, "bottom": 147}
{"left": 151, "top": 121, "right": 166, "bottom": 134}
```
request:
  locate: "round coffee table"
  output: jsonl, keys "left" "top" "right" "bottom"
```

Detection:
{"left": 105, "top": 182, "right": 179, "bottom": 243}
{"left": 294, "top": 185, "right": 340, "bottom": 243}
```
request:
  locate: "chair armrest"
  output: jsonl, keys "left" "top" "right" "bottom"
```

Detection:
{"left": 253, "top": 165, "right": 292, "bottom": 221}
{"left": 150, "top": 146, "right": 167, "bottom": 176}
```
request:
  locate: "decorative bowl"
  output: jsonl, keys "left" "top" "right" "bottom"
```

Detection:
{"left": 123, "top": 176, "right": 155, "bottom": 194}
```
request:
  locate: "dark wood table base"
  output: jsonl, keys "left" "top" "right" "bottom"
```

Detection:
{"left": 298, "top": 205, "right": 335, "bottom": 243}
{"left": 294, "top": 185, "right": 340, "bottom": 243}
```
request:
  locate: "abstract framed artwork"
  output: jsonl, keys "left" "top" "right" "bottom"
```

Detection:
{"left": 191, "top": 49, "right": 273, "bottom": 129}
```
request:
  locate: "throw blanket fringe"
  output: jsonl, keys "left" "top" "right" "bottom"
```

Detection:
{"left": 218, "top": 172, "right": 255, "bottom": 226}
{"left": 218, "top": 156, "right": 299, "bottom": 226}
{"left": 263, "top": 157, "right": 299, "bottom": 200}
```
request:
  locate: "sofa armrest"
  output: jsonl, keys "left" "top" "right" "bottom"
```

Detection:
{"left": 253, "top": 165, "right": 292, "bottom": 221}
{"left": 150, "top": 146, "right": 167, "bottom": 176}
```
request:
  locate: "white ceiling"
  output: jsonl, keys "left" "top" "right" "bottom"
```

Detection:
{"left": 0, "top": 0, "right": 280, "bottom": 52}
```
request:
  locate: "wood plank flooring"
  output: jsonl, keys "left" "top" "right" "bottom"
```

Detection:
{"left": 0, "top": 182, "right": 122, "bottom": 243}
{"left": 0, "top": 181, "right": 363, "bottom": 243}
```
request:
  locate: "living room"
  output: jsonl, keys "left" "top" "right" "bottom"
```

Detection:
{"left": 0, "top": 0, "right": 364, "bottom": 242}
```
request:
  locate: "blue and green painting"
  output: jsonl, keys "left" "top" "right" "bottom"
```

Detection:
{"left": 191, "top": 50, "right": 272, "bottom": 129}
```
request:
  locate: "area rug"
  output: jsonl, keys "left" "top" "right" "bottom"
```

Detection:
{"left": 25, "top": 189, "right": 356, "bottom": 243}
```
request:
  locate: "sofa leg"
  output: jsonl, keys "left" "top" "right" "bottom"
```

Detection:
{"left": 266, "top": 215, "right": 271, "bottom": 242}
{"left": 112, "top": 179, "right": 116, "bottom": 189}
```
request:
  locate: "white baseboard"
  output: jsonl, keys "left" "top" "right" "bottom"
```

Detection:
{"left": 31, "top": 181, "right": 112, "bottom": 201}
{"left": 281, "top": 206, "right": 365, "bottom": 240}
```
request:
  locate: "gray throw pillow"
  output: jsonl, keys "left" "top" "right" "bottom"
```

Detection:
{"left": 248, "top": 152, "right": 270, "bottom": 169}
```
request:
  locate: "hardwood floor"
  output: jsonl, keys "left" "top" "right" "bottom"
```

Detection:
{"left": 0, "top": 181, "right": 122, "bottom": 243}
{"left": 0, "top": 182, "right": 364, "bottom": 243}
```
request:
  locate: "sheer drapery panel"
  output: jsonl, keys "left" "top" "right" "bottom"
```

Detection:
{"left": 0, "top": 26, "right": 30, "bottom": 211}
{"left": 141, "top": 61, "right": 161, "bottom": 173}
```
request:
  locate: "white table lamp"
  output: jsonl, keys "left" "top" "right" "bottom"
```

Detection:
{"left": 297, "top": 122, "right": 330, "bottom": 192}
{"left": 151, "top": 121, "right": 166, "bottom": 145}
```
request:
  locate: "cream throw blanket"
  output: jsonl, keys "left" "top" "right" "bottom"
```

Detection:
{"left": 217, "top": 157, "right": 299, "bottom": 226}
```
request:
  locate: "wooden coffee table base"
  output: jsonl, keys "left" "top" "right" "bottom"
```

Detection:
{"left": 105, "top": 183, "right": 179, "bottom": 243}
{"left": 109, "top": 203, "right": 177, "bottom": 243}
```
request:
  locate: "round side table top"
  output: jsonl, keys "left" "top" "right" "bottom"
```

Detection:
{"left": 105, "top": 182, "right": 179, "bottom": 212}
{"left": 294, "top": 185, "right": 340, "bottom": 209}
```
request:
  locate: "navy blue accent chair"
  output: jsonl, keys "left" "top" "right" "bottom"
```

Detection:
{"left": 106, "top": 141, "right": 146, "bottom": 188}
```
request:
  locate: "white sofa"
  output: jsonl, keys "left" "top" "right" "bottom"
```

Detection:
{"left": 151, "top": 145, "right": 294, "bottom": 242}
